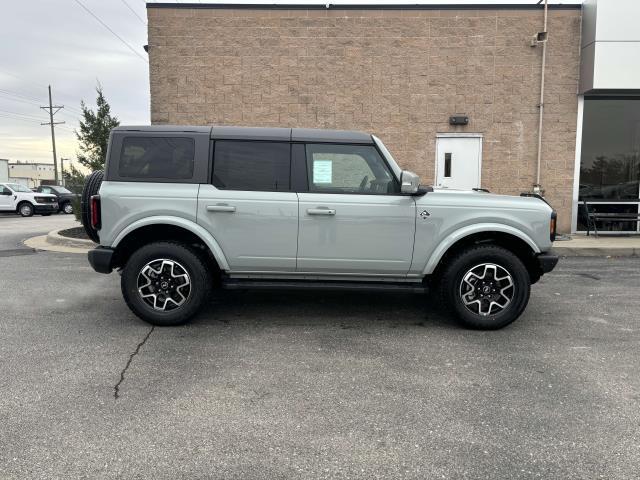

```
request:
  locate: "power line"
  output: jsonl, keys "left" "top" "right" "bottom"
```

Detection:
{"left": 121, "top": 0, "right": 146, "bottom": 25}
{"left": 0, "top": 109, "right": 48, "bottom": 122}
{"left": 0, "top": 113, "right": 42, "bottom": 124}
{"left": 73, "top": 0, "right": 148, "bottom": 63}
{"left": 0, "top": 93, "right": 43, "bottom": 108}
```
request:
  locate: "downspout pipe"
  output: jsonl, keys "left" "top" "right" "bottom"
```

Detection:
{"left": 534, "top": 0, "right": 548, "bottom": 195}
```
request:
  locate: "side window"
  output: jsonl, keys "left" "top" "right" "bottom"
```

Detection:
{"left": 305, "top": 144, "right": 397, "bottom": 194}
{"left": 119, "top": 137, "right": 195, "bottom": 179}
{"left": 213, "top": 141, "right": 290, "bottom": 191}
{"left": 40, "top": 187, "right": 52, "bottom": 194}
{"left": 1, "top": 186, "right": 11, "bottom": 195}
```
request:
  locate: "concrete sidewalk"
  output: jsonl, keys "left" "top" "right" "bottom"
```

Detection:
{"left": 552, "top": 234, "right": 640, "bottom": 257}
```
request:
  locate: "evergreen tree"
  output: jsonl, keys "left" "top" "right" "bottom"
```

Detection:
{"left": 76, "top": 85, "right": 120, "bottom": 171}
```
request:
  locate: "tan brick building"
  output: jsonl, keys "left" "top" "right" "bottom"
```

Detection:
{"left": 147, "top": 3, "right": 582, "bottom": 232}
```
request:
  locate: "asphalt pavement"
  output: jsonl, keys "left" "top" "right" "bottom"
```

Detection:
{"left": 1, "top": 215, "right": 639, "bottom": 479}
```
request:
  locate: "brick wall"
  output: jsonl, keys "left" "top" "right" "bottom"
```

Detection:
{"left": 147, "top": 6, "right": 581, "bottom": 232}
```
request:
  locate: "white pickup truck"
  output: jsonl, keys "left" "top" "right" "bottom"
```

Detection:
{"left": 0, "top": 182, "right": 58, "bottom": 217}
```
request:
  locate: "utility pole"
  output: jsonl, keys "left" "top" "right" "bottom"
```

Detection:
{"left": 41, "top": 85, "right": 64, "bottom": 184}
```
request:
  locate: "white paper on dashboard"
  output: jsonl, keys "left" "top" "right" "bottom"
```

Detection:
{"left": 313, "top": 160, "right": 332, "bottom": 184}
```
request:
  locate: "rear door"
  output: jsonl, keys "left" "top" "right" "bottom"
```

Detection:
{"left": 296, "top": 143, "right": 416, "bottom": 275}
{"left": 197, "top": 141, "right": 299, "bottom": 272}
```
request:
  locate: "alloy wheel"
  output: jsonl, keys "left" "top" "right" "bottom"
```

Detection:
{"left": 459, "top": 263, "right": 515, "bottom": 317}
{"left": 137, "top": 259, "right": 191, "bottom": 311}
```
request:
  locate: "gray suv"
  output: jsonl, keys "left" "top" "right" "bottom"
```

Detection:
{"left": 83, "top": 126, "right": 558, "bottom": 329}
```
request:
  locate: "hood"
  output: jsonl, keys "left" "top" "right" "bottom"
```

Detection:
{"left": 416, "top": 188, "right": 553, "bottom": 212}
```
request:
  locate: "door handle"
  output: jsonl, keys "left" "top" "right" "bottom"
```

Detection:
{"left": 307, "top": 208, "right": 336, "bottom": 216}
{"left": 207, "top": 204, "right": 236, "bottom": 213}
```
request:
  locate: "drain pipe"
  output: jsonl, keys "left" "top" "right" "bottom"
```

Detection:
{"left": 534, "top": 0, "right": 548, "bottom": 195}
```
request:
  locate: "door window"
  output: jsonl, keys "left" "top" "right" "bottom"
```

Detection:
{"left": 305, "top": 144, "right": 396, "bottom": 194}
{"left": 40, "top": 187, "right": 52, "bottom": 194}
{"left": 212, "top": 141, "right": 290, "bottom": 191}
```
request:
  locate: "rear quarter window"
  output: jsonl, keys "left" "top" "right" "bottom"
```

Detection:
{"left": 119, "top": 137, "right": 195, "bottom": 179}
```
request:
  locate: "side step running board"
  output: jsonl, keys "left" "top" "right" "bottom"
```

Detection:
{"left": 221, "top": 279, "right": 428, "bottom": 294}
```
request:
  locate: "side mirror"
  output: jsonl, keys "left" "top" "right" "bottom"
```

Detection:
{"left": 400, "top": 170, "right": 420, "bottom": 195}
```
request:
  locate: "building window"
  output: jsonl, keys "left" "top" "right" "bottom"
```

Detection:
{"left": 577, "top": 98, "right": 640, "bottom": 232}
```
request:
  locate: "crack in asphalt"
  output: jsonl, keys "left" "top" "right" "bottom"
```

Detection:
{"left": 114, "top": 326, "right": 155, "bottom": 400}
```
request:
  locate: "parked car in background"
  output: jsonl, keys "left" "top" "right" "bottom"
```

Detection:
{"left": 0, "top": 182, "right": 58, "bottom": 217}
{"left": 36, "top": 184, "right": 77, "bottom": 214}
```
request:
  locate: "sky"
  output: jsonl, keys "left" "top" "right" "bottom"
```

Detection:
{"left": 0, "top": 0, "right": 581, "bottom": 168}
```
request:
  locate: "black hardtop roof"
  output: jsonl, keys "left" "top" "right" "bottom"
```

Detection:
{"left": 112, "top": 126, "right": 374, "bottom": 144}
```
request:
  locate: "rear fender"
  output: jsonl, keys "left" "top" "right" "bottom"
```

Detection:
{"left": 112, "top": 215, "right": 230, "bottom": 271}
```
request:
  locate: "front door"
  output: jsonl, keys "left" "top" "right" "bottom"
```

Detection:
{"left": 297, "top": 143, "right": 416, "bottom": 276}
{"left": 0, "top": 185, "right": 13, "bottom": 210}
{"left": 435, "top": 135, "right": 482, "bottom": 190}
{"left": 197, "top": 140, "right": 299, "bottom": 272}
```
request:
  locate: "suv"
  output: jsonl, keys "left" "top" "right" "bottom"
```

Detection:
{"left": 83, "top": 126, "right": 558, "bottom": 330}
{"left": 0, "top": 182, "right": 58, "bottom": 217}
{"left": 36, "top": 185, "right": 77, "bottom": 214}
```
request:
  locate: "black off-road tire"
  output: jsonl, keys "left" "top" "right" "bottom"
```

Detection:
{"left": 17, "top": 202, "right": 34, "bottom": 217}
{"left": 121, "top": 241, "right": 210, "bottom": 326}
{"left": 437, "top": 245, "right": 531, "bottom": 330}
{"left": 81, "top": 170, "right": 103, "bottom": 243}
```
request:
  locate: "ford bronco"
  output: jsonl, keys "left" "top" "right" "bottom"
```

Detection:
{"left": 82, "top": 126, "right": 558, "bottom": 329}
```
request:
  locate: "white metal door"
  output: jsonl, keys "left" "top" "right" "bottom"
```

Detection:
{"left": 435, "top": 136, "right": 482, "bottom": 190}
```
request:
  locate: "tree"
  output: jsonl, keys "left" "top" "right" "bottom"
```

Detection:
{"left": 76, "top": 85, "right": 120, "bottom": 171}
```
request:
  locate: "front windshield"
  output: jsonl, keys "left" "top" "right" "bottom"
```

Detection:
{"left": 55, "top": 186, "right": 72, "bottom": 194}
{"left": 7, "top": 183, "right": 32, "bottom": 193}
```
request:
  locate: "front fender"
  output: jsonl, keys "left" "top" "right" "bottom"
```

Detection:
{"left": 111, "top": 215, "right": 230, "bottom": 271}
{"left": 422, "top": 223, "right": 540, "bottom": 275}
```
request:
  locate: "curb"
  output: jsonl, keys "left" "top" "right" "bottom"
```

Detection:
{"left": 46, "top": 229, "right": 96, "bottom": 250}
{"left": 551, "top": 246, "right": 639, "bottom": 257}
{"left": 23, "top": 229, "right": 96, "bottom": 254}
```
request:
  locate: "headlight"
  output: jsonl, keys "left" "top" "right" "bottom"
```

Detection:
{"left": 34, "top": 196, "right": 47, "bottom": 203}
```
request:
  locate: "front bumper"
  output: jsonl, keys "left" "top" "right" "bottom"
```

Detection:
{"left": 536, "top": 252, "right": 559, "bottom": 274}
{"left": 88, "top": 246, "right": 114, "bottom": 274}
{"left": 34, "top": 203, "right": 58, "bottom": 213}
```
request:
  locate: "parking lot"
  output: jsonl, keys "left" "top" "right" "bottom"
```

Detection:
{"left": 1, "top": 215, "right": 639, "bottom": 479}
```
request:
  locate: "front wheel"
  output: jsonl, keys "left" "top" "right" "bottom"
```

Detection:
{"left": 62, "top": 202, "right": 73, "bottom": 214}
{"left": 121, "top": 241, "right": 210, "bottom": 326}
{"left": 18, "top": 202, "right": 34, "bottom": 217}
{"left": 438, "top": 245, "right": 531, "bottom": 330}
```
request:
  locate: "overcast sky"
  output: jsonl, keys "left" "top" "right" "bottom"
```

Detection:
{"left": 1, "top": 0, "right": 581, "bottom": 167}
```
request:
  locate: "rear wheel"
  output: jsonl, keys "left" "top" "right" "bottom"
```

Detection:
{"left": 121, "top": 241, "right": 210, "bottom": 326}
{"left": 81, "top": 170, "right": 103, "bottom": 243}
{"left": 438, "top": 245, "right": 531, "bottom": 330}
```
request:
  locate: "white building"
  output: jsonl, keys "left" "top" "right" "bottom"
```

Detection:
{"left": 0, "top": 159, "right": 8, "bottom": 182}
{"left": 8, "top": 161, "right": 56, "bottom": 188}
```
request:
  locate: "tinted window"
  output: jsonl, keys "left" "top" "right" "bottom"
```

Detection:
{"left": 40, "top": 186, "right": 53, "bottom": 194}
{"left": 213, "top": 141, "right": 290, "bottom": 191}
{"left": 119, "top": 137, "right": 194, "bottom": 179}
{"left": 305, "top": 144, "right": 396, "bottom": 194}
